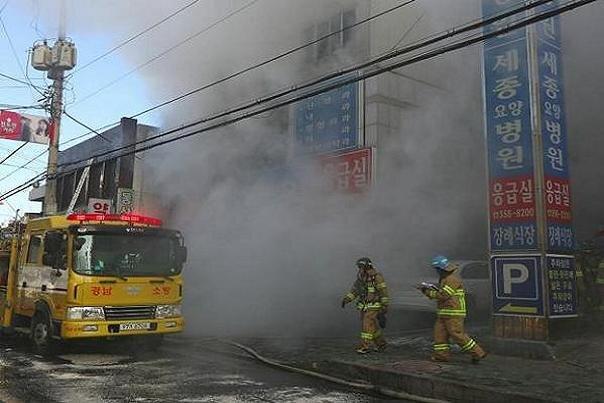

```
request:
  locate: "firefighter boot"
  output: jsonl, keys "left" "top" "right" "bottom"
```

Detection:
{"left": 374, "top": 330, "right": 387, "bottom": 352}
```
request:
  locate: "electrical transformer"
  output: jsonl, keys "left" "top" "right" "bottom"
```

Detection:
{"left": 50, "top": 39, "right": 77, "bottom": 70}
{"left": 31, "top": 42, "right": 52, "bottom": 71}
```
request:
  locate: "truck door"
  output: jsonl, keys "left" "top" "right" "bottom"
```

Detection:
{"left": 15, "top": 233, "right": 43, "bottom": 316}
{"left": 41, "top": 230, "right": 68, "bottom": 318}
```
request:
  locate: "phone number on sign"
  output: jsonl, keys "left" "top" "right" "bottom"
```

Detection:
{"left": 492, "top": 207, "right": 535, "bottom": 221}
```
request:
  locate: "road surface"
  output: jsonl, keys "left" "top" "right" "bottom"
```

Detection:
{"left": 0, "top": 336, "right": 397, "bottom": 402}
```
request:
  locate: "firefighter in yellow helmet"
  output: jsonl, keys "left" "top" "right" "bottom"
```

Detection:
{"left": 341, "top": 257, "right": 389, "bottom": 354}
{"left": 419, "top": 255, "right": 487, "bottom": 363}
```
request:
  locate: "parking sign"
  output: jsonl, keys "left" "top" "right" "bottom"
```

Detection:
{"left": 491, "top": 255, "right": 544, "bottom": 316}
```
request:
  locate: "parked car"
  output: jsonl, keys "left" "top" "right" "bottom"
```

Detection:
{"left": 390, "top": 260, "right": 491, "bottom": 320}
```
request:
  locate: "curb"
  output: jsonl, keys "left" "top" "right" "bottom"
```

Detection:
{"left": 310, "top": 360, "right": 560, "bottom": 403}
{"left": 482, "top": 336, "right": 556, "bottom": 360}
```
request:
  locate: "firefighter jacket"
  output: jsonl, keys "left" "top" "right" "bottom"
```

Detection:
{"left": 344, "top": 269, "right": 389, "bottom": 311}
{"left": 425, "top": 271, "right": 467, "bottom": 317}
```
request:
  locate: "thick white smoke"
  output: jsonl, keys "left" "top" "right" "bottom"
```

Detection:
{"left": 15, "top": 0, "right": 604, "bottom": 335}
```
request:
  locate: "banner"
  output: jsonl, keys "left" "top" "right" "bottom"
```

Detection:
{"left": 0, "top": 110, "right": 52, "bottom": 145}
{"left": 535, "top": 4, "right": 574, "bottom": 252}
{"left": 320, "top": 147, "right": 373, "bottom": 193}
{"left": 294, "top": 76, "right": 361, "bottom": 154}
{"left": 483, "top": 0, "right": 537, "bottom": 251}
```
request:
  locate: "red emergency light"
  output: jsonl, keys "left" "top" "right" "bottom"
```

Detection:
{"left": 66, "top": 213, "right": 162, "bottom": 226}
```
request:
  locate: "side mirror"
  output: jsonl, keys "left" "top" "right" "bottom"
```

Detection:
{"left": 176, "top": 245, "right": 187, "bottom": 265}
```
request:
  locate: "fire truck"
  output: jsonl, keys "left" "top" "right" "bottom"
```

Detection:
{"left": 0, "top": 213, "right": 187, "bottom": 354}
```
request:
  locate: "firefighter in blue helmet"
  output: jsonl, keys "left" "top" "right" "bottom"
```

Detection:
{"left": 341, "top": 257, "right": 389, "bottom": 354}
{"left": 418, "top": 255, "right": 487, "bottom": 363}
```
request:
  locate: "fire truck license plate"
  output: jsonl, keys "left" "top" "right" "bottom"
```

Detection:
{"left": 119, "top": 322, "right": 151, "bottom": 331}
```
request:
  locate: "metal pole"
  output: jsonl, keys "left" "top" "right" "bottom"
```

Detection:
{"left": 44, "top": 70, "right": 64, "bottom": 215}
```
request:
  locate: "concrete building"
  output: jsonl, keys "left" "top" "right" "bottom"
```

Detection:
{"left": 29, "top": 118, "right": 158, "bottom": 215}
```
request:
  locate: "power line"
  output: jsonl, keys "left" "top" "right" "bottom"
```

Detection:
{"left": 0, "top": 0, "right": 595, "bottom": 200}
{"left": 63, "top": 0, "right": 418, "bottom": 145}
{"left": 0, "top": 142, "right": 28, "bottom": 166}
{"left": 0, "top": 15, "right": 45, "bottom": 97}
{"left": 59, "top": 0, "right": 557, "bottom": 169}
{"left": 0, "top": 149, "right": 47, "bottom": 183}
{"left": 70, "top": 0, "right": 203, "bottom": 76}
{"left": 63, "top": 111, "right": 143, "bottom": 160}
{"left": 72, "top": 0, "right": 261, "bottom": 107}
{"left": 0, "top": 71, "right": 42, "bottom": 88}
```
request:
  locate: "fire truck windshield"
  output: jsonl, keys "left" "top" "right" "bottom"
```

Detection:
{"left": 72, "top": 233, "right": 182, "bottom": 277}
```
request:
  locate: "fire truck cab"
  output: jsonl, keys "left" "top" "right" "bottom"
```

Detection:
{"left": 0, "top": 213, "right": 187, "bottom": 354}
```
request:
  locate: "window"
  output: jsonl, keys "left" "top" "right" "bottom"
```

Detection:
{"left": 26, "top": 235, "right": 42, "bottom": 264}
{"left": 462, "top": 263, "right": 489, "bottom": 279}
{"left": 308, "top": 9, "right": 356, "bottom": 62}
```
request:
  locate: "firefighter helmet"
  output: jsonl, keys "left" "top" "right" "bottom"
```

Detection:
{"left": 431, "top": 255, "right": 450, "bottom": 271}
{"left": 356, "top": 257, "right": 373, "bottom": 270}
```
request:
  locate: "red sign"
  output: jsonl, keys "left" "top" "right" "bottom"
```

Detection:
{"left": 0, "top": 110, "right": 22, "bottom": 140}
{"left": 320, "top": 148, "right": 373, "bottom": 193}
{"left": 489, "top": 176, "right": 536, "bottom": 222}
{"left": 0, "top": 110, "right": 51, "bottom": 144}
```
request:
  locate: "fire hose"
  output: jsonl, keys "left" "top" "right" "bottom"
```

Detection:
{"left": 225, "top": 341, "right": 448, "bottom": 403}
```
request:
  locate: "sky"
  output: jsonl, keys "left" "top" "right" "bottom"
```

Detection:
{"left": 0, "top": 0, "right": 183, "bottom": 222}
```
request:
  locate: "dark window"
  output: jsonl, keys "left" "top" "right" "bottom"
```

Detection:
{"left": 59, "top": 172, "right": 75, "bottom": 212}
{"left": 309, "top": 9, "right": 356, "bottom": 62}
{"left": 102, "top": 159, "right": 117, "bottom": 199}
{"left": 88, "top": 163, "right": 102, "bottom": 198}
{"left": 26, "top": 235, "right": 42, "bottom": 264}
{"left": 462, "top": 263, "right": 489, "bottom": 279}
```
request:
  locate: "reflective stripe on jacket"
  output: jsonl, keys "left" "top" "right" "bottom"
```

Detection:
{"left": 427, "top": 272, "right": 467, "bottom": 317}
{"left": 344, "top": 269, "right": 389, "bottom": 311}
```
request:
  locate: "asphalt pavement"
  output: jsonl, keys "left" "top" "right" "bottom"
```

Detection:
{"left": 0, "top": 336, "right": 399, "bottom": 403}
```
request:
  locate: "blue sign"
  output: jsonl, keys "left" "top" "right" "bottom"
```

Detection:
{"left": 546, "top": 255, "right": 577, "bottom": 317}
{"left": 483, "top": 0, "right": 537, "bottom": 252}
{"left": 535, "top": 3, "right": 575, "bottom": 252}
{"left": 294, "top": 79, "right": 359, "bottom": 154}
{"left": 491, "top": 255, "right": 544, "bottom": 316}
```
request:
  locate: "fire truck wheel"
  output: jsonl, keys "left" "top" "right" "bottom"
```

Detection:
{"left": 31, "top": 310, "right": 55, "bottom": 356}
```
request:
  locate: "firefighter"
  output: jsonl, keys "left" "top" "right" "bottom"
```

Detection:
{"left": 341, "top": 257, "right": 389, "bottom": 354}
{"left": 419, "top": 255, "right": 487, "bottom": 363}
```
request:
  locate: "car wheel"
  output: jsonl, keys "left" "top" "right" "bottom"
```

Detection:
{"left": 31, "top": 311, "right": 55, "bottom": 356}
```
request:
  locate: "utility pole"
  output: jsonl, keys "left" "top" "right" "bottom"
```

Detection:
{"left": 44, "top": 70, "right": 64, "bottom": 215}
{"left": 31, "top": 39, "right": 76, "bottom": 215}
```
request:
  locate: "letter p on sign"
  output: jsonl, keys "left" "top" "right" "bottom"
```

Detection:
{"left": 502, "top": 263, "right": 529, "bottom": 294}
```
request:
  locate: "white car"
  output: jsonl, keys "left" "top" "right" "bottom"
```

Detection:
{"left": 390, "top": 260, "right": 491, "bottom": 319}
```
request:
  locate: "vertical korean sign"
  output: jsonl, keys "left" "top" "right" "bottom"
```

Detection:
{"left": 483, "top": 0, "right": 577, "bottom": 320}
{"left": 293, "top": 76, "right": 361, "bottom": 154}
{"left": 534, "top": 2, "right": 574, "bottom": 252}
{"left": 483, "top": 0, "right": 537, "bottom": 251}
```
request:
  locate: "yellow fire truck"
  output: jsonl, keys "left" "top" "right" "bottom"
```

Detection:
{"left": 0, "top": 213, "right": 187, "bottom": 354}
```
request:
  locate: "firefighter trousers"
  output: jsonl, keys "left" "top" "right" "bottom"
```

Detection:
{"left": 432, "top": 316, "right": 485, "bottom": 361}
{"left": 359, "top": 310, "right": 386, "bottom": 349}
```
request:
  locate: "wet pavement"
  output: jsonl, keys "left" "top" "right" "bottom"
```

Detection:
{"left": 243, "top": 326, "right": 604, "bottom": 403}
{"left": 0, "top": 336, "right": 397, "bottom": 402}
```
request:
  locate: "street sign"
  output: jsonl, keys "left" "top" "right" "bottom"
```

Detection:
{"left": 293, "top": 76, "right": 361, "bottom": 154}
{"left": 88, "top": 198, "right": 112, "bottom": 214}
{"left": 491, "top": 255, "right": 544, "bottom": 316}
{"left": 319, "top": 147, "right": 374, "bottom": 193}
{"left": 546, "top": 255, "right": 577, "bottom": 318}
